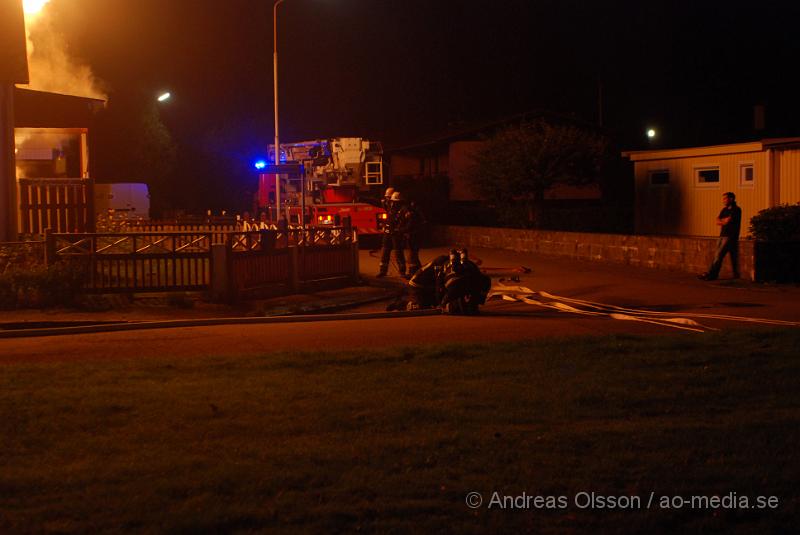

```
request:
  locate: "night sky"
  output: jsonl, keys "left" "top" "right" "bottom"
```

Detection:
{"left": 35, "top": 0, "right": 800, "bottom": 206}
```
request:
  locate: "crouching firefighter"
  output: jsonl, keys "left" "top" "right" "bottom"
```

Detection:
{"left": 405, "top": 254, "right": 450, "bottom": 309}
{"left": 402, "top": 248, "right": 491, "bottom": 314}
{"left": 440, "top": 248, "right": 491, "bottom": 314}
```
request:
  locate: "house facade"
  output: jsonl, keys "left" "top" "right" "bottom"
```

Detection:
{"left": 13, "top": 88, "right": 105, "bottom": 235}
{"left": 624, "top": 138, "right": 800, "bottom": 236}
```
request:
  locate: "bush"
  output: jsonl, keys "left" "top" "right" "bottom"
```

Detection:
{"left": 749, "top": 203, "right": 800, "bottom": 241}
{"left": 166, "top": 292, "right": 195, "bottom": 309}
{"left": 0, "top": 260, "right": 87, "bottom": 310}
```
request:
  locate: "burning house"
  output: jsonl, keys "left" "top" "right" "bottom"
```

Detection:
{"left": 1, "top": 0, "right": 106, "bottom": 239}
{"left": 13, "top": 88, "right": 105, "bottom": 235}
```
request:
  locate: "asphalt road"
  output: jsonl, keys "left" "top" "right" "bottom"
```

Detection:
{"left": 2, "top": 247, "right": 798, "bottom": 364}
{"left": 0, "top": 303, "right": 670, "bottom": 364}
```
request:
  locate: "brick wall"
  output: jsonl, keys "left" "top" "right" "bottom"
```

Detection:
{"left": 432, "top": 225, "right": 754, "bottom": 280}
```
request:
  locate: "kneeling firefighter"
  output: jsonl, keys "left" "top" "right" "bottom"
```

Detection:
{"left": 440, "top": 248, "right": 491, "bottom": 314}
{"left": 404, "top": 248, "right": 491, "bottom": 314}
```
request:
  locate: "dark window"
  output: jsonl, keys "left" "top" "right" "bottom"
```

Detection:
{"left": 697, "top": 168, "right": 720, "bottom": 183}
{"left": 649, "top": 170, "right": 670, "bottom": 185}
{"left": 740, "top": 164, "right": 754, "bottom": 183}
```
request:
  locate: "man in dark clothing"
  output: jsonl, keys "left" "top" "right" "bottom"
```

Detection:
{"left": 377, "top": 191, "right": 406, "bottom": 277}
{"left": 396, "top": 200, "right": 426, "bottom": 277}
{"left": 700, "top": 192, "right": 742, "bottom": 281}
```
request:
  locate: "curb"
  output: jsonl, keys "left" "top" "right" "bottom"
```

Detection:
{"left": 0, "top": 309, "right": 442, "bottom": 339}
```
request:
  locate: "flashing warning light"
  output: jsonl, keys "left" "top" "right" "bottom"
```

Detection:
{"left": 254, "top": 160, "right": 267, "bottom": 170}
{"left": 379, "top": 213, "right": 388, "bottom": 219}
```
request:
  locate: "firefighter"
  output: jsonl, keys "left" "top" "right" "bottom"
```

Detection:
{"left": 381, "top": 187, "right": 395, "bottom": 210}
{"left": 399, "top": 199, "right": 425, "bottom": 277}
{"left": 402, "top": 248, "right": 490, "bottom": 313}
{"left": 405, "top": 254, "right": 450, "bottom": 309}
{"left": 440, "top": 248, "right": 491, "bottom": 314}
{"left": 377, "top": 191, "right": 406, "bottom": 277}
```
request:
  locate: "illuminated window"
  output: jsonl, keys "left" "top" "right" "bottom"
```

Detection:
{"left": 649, "top": 170, "right": 670, "bottom": 186}
{"left": 14, "top": 128, "right": 85, "bottom": 179}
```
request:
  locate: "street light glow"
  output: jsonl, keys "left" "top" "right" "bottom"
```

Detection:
{"left": 157, "top": 92, "right": 172, "bottom": 102}
{"left": 647, "top": 128, "right": 657, "bottom": 139}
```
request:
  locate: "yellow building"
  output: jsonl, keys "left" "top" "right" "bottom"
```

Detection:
{"left": 623, "top": 138, "right": 800, "bottom": 236}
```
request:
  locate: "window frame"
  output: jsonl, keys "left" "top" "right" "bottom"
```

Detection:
{"left": 694, "top": 164, "right": 721, "bottom": 188}
{"left": 738, "top": 161, "right": 755, "bottom": 188}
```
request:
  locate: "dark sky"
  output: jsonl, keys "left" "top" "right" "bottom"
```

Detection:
{"left": 36, "top": 0, "right": 800, "bottom": 209}
{"left": 52, "top": 0, "right": 800, "bottom": 148}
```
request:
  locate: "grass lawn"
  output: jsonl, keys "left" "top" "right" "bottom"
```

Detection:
{"left": 1, "top": 329, "right": 798, "bottom": 533}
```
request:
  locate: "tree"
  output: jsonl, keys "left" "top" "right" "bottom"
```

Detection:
{"left": 468, "top": 119, "right": 608, "bottom": 227}
{"left": 91, "top": 93, "right": 177, "bottom": 215}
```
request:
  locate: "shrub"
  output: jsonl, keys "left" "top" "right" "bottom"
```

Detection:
{"left": 0, "top": 260, "right": 87, "bottom": 310}
{"left": 166, "top": 292, "right": 195, "bottom": 309}
{"left": 749, "top": 203, "right": 800, "bottom": 241}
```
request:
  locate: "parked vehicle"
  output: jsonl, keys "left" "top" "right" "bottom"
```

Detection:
{"left": 257, "top": 137, "right": 387, "bottom": 235}
{"left": 94, "top": 182, "right": 150, "bottom": 221}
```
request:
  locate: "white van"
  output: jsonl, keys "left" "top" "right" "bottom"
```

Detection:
{"left": 95, "top": 183, "right": 150, "bottom": 220}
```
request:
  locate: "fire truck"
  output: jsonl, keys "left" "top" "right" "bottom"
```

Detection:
{"left": 256, "top": 137, "right": 388, "bottom": 235}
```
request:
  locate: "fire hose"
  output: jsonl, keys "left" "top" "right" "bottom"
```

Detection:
{"left": 489, "top": 283, "right": 800, "bottom": 333}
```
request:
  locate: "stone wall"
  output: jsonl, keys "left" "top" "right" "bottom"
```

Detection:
{"left": 431, "top": 226, "right": 754, "bottom": 280}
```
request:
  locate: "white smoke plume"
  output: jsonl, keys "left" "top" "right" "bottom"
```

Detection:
{"left": 20, "top": 0, "right": 107, "bottom": 100}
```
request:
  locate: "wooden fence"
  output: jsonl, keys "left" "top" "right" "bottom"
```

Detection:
{"left": 45, "top": 227, "right": 359, "bottom": 298}
{"left": 18, "top": 179, "right": 93, "bottom": 235}
{"left": 223, "top": 229, "right": 358, "bottom": 299}
{"left": 47, "top": 230, "right": 213, "bottom": 293}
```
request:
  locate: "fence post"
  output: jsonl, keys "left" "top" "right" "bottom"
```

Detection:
{"left": 289, "top": 246, "right": 300, "bottom": 292}
{"left": 44, "top": 228, "right": 56, "bottom": 266}
{"left": 210, "top": 243, "right": 231, "bottom": 302}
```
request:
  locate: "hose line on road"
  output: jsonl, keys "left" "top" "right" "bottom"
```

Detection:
{"left": 489, "top": 283, "right": 800, "bottom": 333}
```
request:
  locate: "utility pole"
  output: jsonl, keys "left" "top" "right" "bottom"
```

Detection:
{"left": 273, "top": 0, "right": 285, "bottom": 222}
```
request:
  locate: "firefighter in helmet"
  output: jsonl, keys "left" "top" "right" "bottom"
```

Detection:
{"left": 405, "top": 254, "right": 449, "bottom": 309}
{"left": 381, "top": 187, "right": 395, "bottom": 211}
{"left": 440, "top": 248, "right": 491, "bottom": 314}
{"left": 377, "top": 191, "right": 407, "bottom": 277}
{"left": 403, "top": 248, "right": 491, "bottom": 313}
{"left": 395, "top": 197, "right": 425, "bottom": 277}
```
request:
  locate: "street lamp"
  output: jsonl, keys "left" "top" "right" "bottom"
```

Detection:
{"left": 157, "top": 91, "right": 171, "bottom": 103}
{"left": 647, "top": 128, "right": 657, "bottom": 139}
{"left": 273, "top": 0, "right": 285, "bottom": 222}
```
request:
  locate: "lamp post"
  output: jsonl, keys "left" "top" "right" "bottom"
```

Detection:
{"left": 273, "top": 0, "right": 285, "bottom": 222}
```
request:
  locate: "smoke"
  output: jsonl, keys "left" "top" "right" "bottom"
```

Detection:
{"left": 20, "top": 1, "right": 107, "bottom": 100}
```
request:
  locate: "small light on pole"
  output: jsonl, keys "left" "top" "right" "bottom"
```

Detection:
{"left": 157, "top": 92, "right": 172, "bottom": 103}
{"left": 647, "top": 128, "right": 657, "bottom": 139}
